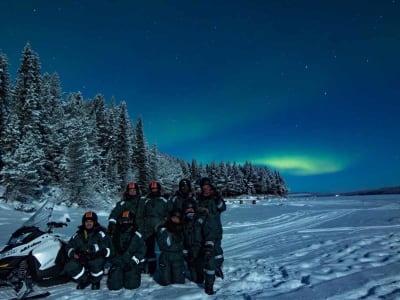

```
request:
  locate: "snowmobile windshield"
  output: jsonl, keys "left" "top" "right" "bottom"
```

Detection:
{"left": 22, "top": 199, "right": 55, "bottom": 232}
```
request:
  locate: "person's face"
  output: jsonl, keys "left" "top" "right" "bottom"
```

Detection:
{"left": 85, "top": 220, "right": 94, "bottom": 230}
{"left": 128, "top": 188, "right": 137, "bottom": 196}
{"left": 180, "top": 185, "right": 190, "bottom": 195}
{"left": 171, "top": 216, "right": 181, "bottom": 224}
{"left": 201, "top": 185, "right": 212, "bottom": 196}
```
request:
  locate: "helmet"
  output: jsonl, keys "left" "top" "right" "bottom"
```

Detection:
{"left": 126, "top": 182, "right": 138, "bottom": 191}
{"left": 126, "top": 181, "right": 140, "bottom": 197}
{"left": 149, "top": 181, "right": 161, "bottom": 192}
{"left": 199, "top": 177, "right": 212, "bottom": 187}
{"left": 82, "top": 211, "right": 98, "bottom": 224}
{"left": 182, "top": 199, "right": 198, "bottom": 212}
{"left": 169, "top": 209, "right": 182, "bottom": 221}
{"left": 119, "top": 210, "right": 134, "bottom": 224}
{"left": 179, "top": 179, "right": 191, "bottom": 194}
{"left": 179, "top": 179, "right": 191, "bottom": 189}
{"left": 119, "top": 210, "right": 135, "bottom": 232}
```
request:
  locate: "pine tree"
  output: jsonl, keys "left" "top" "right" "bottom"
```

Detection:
{"left": 40, "top": 72, "right": 65, "bottom": 184}
{"left": 1, "top": 131, "right": 44, "bottom": 203}
{"left": 134, "top": 116, "right": 150, "bottom": 190}
{"left": 13, "top": 43, "right": 42, "bottom": 138}
{"left": 115, "top": 102, "right": 131, "bottom": 189}
{"left": 0, "top": 53, "right": 11, "bottom": 176}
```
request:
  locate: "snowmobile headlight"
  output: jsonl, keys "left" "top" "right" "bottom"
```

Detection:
{"left": 0, "top": 263, "right": 9, "bottom": 268}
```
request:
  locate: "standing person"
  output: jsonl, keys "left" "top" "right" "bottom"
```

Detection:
{"left": 182, "top": 199, "right": 217, "bottom": 295}
{"left": 108, "top": 182, "right": 142, "bottom": 235}
{"left": 170, "top": 179, "right": 195, "bottom": 212}
{"left": 197, "top": 177, "right": 226, "bottom": 280}
{"left": 64, "top": 211, "right": 111, "bottom": 290}
{"left": 136, "top": 180, "right": 171, "bottom": 275}
{"left": 107, "top": 210, "right": 146, "bottom": 290}
{"left": 155, "top": 209, "right": 185, "bottom": 286}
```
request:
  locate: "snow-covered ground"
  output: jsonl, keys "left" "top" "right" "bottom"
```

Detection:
{"left": 1, "top": 194, "right": 400, "bottom": 299}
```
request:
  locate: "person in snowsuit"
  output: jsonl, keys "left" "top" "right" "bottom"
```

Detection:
{"left": 136, "top": 181, "right": 171, "bottom": 275}
{"left": 64, "top": 211, "right": 111, "bottom": 290}
{"left": 107, "top": 210, "right": 146, "bottom": 290}
{"left": 108, "top": 182, "right": 142, "bottom": 235}
{"left": 170, "top": 179, "right": 195, "bottom": 212}
{"left": 182, "top": 198, "right": 217, "bottom": 295}
{"left": 197, "top": 177, "right": 226, "bottom": 280}
{"left": 155, "top": 209, "right": 185, "bottom": 286}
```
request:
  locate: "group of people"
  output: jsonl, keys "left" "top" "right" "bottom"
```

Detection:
{"left": 63, "top": 177, "right": 226, "bottom": 295}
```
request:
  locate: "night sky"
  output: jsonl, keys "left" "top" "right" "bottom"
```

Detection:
{"left": 1, "top": 1, "right": 399, "bottom": 193}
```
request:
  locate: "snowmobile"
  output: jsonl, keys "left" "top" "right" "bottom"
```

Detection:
{"left": 0, "top": 200, "right": 70, "bottom": 299}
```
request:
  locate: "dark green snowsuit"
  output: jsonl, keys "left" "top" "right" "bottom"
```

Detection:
{"left": 170, "top": 190, "right": 195, "bottom": 212}
{"left": 136, "top": 192, "right": 171, "bottom": 274}
{"left": 64, "top": 224, "right": 111, "bottom": 285}
{"left": 197, "top": 190, "right": 226, "bottom": 270}
{"left": 108, "top": 194, "right": 142, "bottom": 232}
{"left": 156, "top": 219, "right": 185, "bottom": 286}
{"left": 183, "top": 207, "right": 216, "bottom": 287}
{"left": 107, "top": 225, "right": 146, "bottom": 290}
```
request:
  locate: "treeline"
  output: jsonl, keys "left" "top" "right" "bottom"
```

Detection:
{"left": 0, "top": 43, "right": 287, "bottom": 207}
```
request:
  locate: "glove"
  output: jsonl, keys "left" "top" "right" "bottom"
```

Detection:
{"left": 99, "top": 248, "right": 108, "bottom": 258}
{"left": 77, "top": 251, "right": 89, "bottom": 265}
{"left": 108, "top": 222, "right": 116, "bottom": 234}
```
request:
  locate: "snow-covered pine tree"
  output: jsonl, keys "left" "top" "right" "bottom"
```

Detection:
{"left": 0, "top": 53, "right": 11, "bottom": 177}
{"left": 149, "top": 144, "right": 158, "bottom": 181}
{"left": 115, "top": 102, "right": 131, "bottom": 190}
{"left": 13, "top": 43, "right": 42, "bottom": 139}
{"left": 134, "top": 116, "right": 150, "bottom": 191}
{"left": 40, "top": 72, "right": 66, "bottom": 184}
{"left": 1, "top": 131, "right": 44, "bottom": 203}
{"left": 104, "top": 97, "right": 119, "bottom": 192}
{"left": 63, "top": 92, "right": 97, "bottom": 206}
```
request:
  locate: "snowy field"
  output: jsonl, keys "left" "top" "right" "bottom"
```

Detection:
{"left": 1, "top": 194, "right": 400, "bottom": 299}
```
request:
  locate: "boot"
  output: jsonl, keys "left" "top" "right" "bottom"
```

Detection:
{"left": 205, "top": 282, "right": 215, "bottom": 295}
{"left": 215, "top": 267, "right": 224, "bottom": 279}
{"left": 76, "top": 280, "right": 90, "bottom": 290}
{"left": 76, "top": 271, "right": 90, "bottom": 289}
{"left": 91, "top": 282, "right": 100, "bottom": 290}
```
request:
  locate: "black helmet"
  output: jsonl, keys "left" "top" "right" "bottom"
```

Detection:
{"left": 199, "top": 177, "right": 212, "bottom": 187}
{"left": 179, "top": 179, "right": 191, "bottom": 189}
{"left": 149, "top": 181, "right": 162, "bottom": 192}
{"left": 182, "top": 199, "right": 198, "bottom": 212}
{"left": 82, "top": 211, "right": 98, "bottom": 224}
{"left": 179, "top": 179, "right": 191, "bottom": 194}
{"left": 169, "top": 209, "right": 182, "bottom": 221}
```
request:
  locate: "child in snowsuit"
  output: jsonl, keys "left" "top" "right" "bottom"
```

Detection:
{"left": 156, "top": 209, "right": 185, "bottom": 286}
{"left": 107, "top": 210, "right": 146, "bottom": 290}
{"left": 64, "top": 211, "right": 111, "bottom": 290}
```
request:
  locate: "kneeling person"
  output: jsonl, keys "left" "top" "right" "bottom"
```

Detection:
{"left": 64, "top": 211, "right": 111, "bottom": 290}
{"left": 107, "top": 211, "right": 146, "bottom": 290}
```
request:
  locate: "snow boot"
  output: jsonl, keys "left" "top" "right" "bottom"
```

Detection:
{"left": 205, "top": 282, "right": 215, "bottom": 295}
{"left": 76, "top": 274, "right": 90, "bottom": 290}
{"left": 91, "top": 282, "right": 100, "bottom": 290}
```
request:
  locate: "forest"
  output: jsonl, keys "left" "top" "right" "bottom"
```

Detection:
{"left": 0, "top": 43, "right": 288, "bottom": 208}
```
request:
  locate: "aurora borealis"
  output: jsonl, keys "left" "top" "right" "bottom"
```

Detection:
{"left": 1, "top": 1, "right": 399, "bottom": 192}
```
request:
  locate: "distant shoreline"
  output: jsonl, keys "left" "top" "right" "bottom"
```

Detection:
{"left": 290, "top": 186, "right": 400, "bottom": 197}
